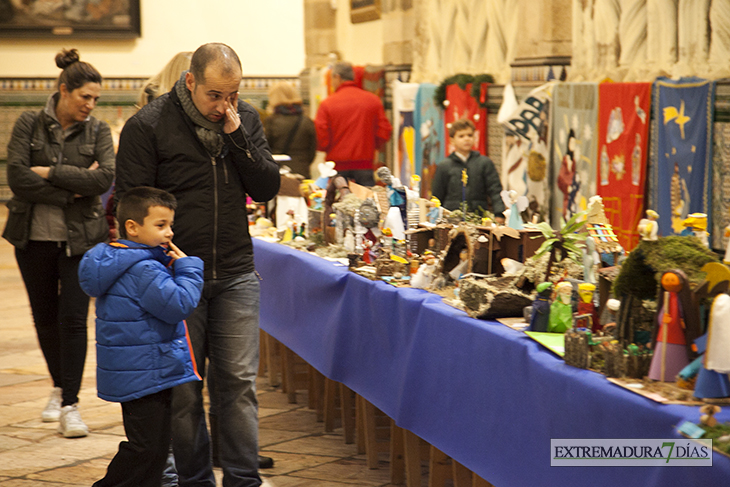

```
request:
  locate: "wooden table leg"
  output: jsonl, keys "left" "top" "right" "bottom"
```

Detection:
{"left": 403, "top": 428, "right": 423, "bottom": 487}
{"left": 390, "top": 421, "right": 405, "bottom": 485}
{"left": 340, "top": 383, "right": 355, "bottom": 444}
{"left": 452, "top": 460, "right": 473, "bottom": 487}
{"left": 428, "top": 446, "right": 452, "bottom": 487}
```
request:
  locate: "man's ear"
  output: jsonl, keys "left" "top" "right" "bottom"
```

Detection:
{"left": 125, "top": 219, "right": 139, "bottom": 238}
{"left": 185, "top": 71, "right": 195, "bottom": 92}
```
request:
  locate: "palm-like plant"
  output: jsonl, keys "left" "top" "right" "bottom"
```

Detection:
{"left": 525, "top": 210, "right": 588, "bottom": 279}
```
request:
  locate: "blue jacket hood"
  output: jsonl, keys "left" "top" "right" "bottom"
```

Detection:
{"left": 79, "top": 240, "right": 172, "bottom": 297}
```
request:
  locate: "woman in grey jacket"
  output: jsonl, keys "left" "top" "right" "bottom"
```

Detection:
{"left": 2, "top": 49, "right": 114, "bottom": 438}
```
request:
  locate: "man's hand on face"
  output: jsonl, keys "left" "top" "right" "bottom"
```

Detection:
{"left": 223, "top": 94, "right": 241, "bottom": 134}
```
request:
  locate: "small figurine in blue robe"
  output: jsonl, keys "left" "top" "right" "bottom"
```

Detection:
{"left": 529, "top": 282, "right": 553, "bottom": 332}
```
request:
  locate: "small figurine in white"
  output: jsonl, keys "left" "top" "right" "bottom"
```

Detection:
{"left": 582, "top": 235, "right": 599, "bottom": 284}
{"left": 500, "top": 189, "right": 528, "bottom": 230}
{"left": 411, "top": 253, "right": 438, "bottom": 289}
{"left": 637, "top": 209, "right": 659, "bottom": 241}
{"left": 449, "top": 248, "right": 469, "bottom": 281}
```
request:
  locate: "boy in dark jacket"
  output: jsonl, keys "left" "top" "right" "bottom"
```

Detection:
{"left": 78, "top": 187, "right": 204, "bottom": 487}
{"left": 431, "top": 118, "right": 506, "bottom": 222}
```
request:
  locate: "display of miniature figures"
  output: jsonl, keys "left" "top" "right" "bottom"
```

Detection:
{"left": 377, "top": 166, "right": 407, "bottom": 225}
{"left": 529, "top": 282, "right": 553, "bottom": 332}
{"left": 681, "top": 212, "right": 709, "bottom": 248}
{"left": 637, "top": 209, "right": 659, "bottom": 241}
{"left": 500, "top": 189, "right": 527, "bottom": 230}
{"left": 315, "top": 160, "right": 337, "bottom": 189}
{"left": 648, "top": 269, "right": 701, "bottom": 382}
{"left": 576, "top": 283, "right": 600, "bottom": 334}
{"left": 600, "top": 298, "right": 621, "bottom": 336}
{"left": 411, "top": 253, "right": 438, "bottom": 289}
{"left": 548, "top": 281, "right": 574, "bottom": 333}
{"left": 694, "top": 293, "right": 730, "bottom": 399}
{"left": 449, "top": 248, "right": 469, "bottom": 281}
{"left": 699, "top": 405, "right": 721, "bottom": 427}
{"left": 582, "top": 236, "right": 598, "bottom": 284}
{"left": 427, "top": 196, "right": 443, "bottom": 225}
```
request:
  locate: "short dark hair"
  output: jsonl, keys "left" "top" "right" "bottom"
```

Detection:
{"left": 449, "top": 118, "right": 475, "bottom": 137}
{"left": 190, "top": 43, "right": 242, "bottom": 84}
{"left": 332, "top": 61, "right": 354, "bottom": 81}
{"left": 55, "top": 48, "right": 102, "bottom": 91}
{"left": 117, "top": 187, "right": 177, "bottom": 239}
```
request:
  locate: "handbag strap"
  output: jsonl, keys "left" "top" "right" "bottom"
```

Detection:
{"left": 281, "top": 114, "right": 303, "bottom": 156}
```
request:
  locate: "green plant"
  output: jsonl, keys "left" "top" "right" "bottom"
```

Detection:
{"left": 525, "top": 211, "right": 588, "bottom": 278}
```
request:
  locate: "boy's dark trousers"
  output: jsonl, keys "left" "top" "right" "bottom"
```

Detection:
{"left": 93, "top": 388, "right": 172, "bottom": 487}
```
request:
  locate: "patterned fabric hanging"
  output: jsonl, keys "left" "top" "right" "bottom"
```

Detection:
{"left": 650, "top": 77, "right": 715, "bottom": 238}
{"left": 550, "top": 83, "right": 600, "bottom": 226}
{"left": 414, "top": 83, "right": 446, "bottom": 199}
{"left": 597, "top": 82, "right": 651, "bottom": 251}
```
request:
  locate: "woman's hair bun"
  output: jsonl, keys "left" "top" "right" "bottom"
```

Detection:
{"left": 55, "top": 49, "right": 81, "bottom": 70}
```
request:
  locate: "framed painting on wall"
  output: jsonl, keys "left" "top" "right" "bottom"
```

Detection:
{"left": 0, "top": 0, "right": 141, "bottom": 38}
{"left": 351, "top": 0, "right": 381, "bottom": 23}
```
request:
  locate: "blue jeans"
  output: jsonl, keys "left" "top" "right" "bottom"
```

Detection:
{"left": 171, "top": 272, "right": 261, "bottom": 487}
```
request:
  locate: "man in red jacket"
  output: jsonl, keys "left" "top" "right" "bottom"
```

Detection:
{"left": 314, "top": 61, "right": 392, "bottom": 186}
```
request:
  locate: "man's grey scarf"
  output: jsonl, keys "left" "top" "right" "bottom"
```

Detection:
{"left": 176, "top": 71, "right": 225, "bottom": 157}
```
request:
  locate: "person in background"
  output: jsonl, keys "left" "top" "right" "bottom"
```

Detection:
{"left": 79, "top": 187, "right": 203, "bottom": 487}
{"left": 2, "top": 48, "right": 115, "bottom": 437}
{"left": 115, "top": 42, "right": 280, "bottom": 487}
{"left": 431, "top": 118, "right": 505, "bottom": 221}
{"left": 137, "top": 52, "right": 193, "bottom": 109}
{"left": 264, "top": 81, "right": 317, "bottom": 178}
{"left": 314, "top": 61, "right": 392, "bottom": 186}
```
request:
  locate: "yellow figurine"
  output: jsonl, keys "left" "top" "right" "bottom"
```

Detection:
{"left": 682, "top": 213, "right": 709, "bottom": 248}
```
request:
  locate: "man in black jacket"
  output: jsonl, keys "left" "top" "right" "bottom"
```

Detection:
{"left": 115, "top": 43, "right": 280, "bottom": 487}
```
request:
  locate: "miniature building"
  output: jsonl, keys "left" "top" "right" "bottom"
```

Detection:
{"left": 565, "top": 328, "right": 591, "bottom": 369}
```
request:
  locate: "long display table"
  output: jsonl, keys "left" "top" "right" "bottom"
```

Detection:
{"left": 254, "top": 239, "right": 730, "bottom": 486}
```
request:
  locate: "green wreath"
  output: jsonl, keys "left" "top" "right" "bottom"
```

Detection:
{"left": 434, "top": 73, "right": 495, "bottom": 109}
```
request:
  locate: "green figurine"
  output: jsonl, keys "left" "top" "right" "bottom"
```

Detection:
{"left": 548, "top": 281, "right": 573, "bottom": 333}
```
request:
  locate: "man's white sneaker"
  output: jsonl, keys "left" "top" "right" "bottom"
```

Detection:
{"left": 41, "top": 387, "right": 62, "bottom": 422}
{"left": 57, "top": 404, "right": 89, "bottom": 438}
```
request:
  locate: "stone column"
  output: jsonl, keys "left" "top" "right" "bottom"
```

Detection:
{"left": 304, "top": 0, "right": 338, "bottom": 68}
{"left": 381, "top": 0, "right": 415, "bottom": 65}
{"left": 511, "top": 0, "right": 572, "bottom": 82}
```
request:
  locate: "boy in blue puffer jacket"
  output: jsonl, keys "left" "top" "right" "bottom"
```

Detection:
{"left": 78, "top": 186, "right": 203, "bottom": 487}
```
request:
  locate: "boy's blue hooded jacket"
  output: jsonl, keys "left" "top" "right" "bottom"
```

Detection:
{"left": 78, "top": 240, "right": 204, "bottom": 403}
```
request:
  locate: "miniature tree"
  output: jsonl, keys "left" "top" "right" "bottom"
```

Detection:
{"left": 525, "top": 210, "right": 588, "bottom": 279}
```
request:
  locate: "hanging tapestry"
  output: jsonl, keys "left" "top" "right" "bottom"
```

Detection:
{"left": 414, "top": 83, "right": 446, "bottom": 199}
{"left": 597, "top": 82, "right": 651, "bottom": 252}
{"left": 444, "top": 83, "right": 488, "bottom": 156}
{"left": 650, "top": 77, "right": 715, "bottom": 238}
{"left": 712, "top": 123, "right": 730, "bottom": 251}
{"left": 550, "top": 83, "right": 599, "bottom": 227}
{"left": 392, "top": 81, "right": 420, "bottom": 186}
{"left": 501, "top": 82, "right": 555, "bottom": 223}
{"left": 362, "top": 65, "right": 385, "bottom": 99}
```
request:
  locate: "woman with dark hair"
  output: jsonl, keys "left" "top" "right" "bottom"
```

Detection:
{"left": 2, "top": 48, "right": 114, "bottom": 438}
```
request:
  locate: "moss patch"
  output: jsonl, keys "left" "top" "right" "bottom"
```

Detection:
{"left": 613, "top": 236, "right": 719, "bottom": 300}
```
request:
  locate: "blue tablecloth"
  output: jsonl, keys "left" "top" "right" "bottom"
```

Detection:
{"left": 254, "top": 239, "right": 730, "bottom": 486}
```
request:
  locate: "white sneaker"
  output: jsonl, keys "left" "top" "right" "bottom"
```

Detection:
{"left": 41, "top": 387, "right": 62, "bottom": 422}
{"left": 57, "top": 404, "right": 89, "bottom": 438}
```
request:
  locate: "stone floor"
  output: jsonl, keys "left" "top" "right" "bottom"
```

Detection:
{"left": 0, "top": 205, "right": 408, "bottom": 487}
